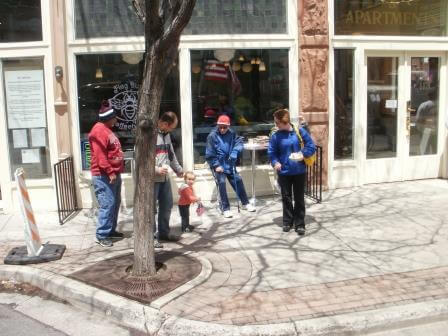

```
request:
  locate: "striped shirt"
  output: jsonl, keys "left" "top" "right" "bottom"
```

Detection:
{"left": 155, "top": 130, "right": 183, "bottom": 182}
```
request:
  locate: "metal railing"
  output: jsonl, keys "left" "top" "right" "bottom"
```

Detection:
{"left": 305, "top": 145, "right": 323, "bottom": 203}
{"left": 54, "top": 156, "right": 78, "bottom": 224}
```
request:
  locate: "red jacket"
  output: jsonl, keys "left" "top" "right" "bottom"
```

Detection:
{"left": 88, "top": 123, "right": 124, "bottom": 177}
{"left": 178, "top": 184, "right": 198, "bottom": 205}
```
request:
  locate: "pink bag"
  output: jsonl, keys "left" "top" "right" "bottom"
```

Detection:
{"left": 196, "top": 202, "right": 205, "bottom": 216}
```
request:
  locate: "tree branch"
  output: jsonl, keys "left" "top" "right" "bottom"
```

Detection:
{"left": 146, "top": 0, "right": 164, "bottom": 39}
{"left": 132, "top": 0, "right": 145, "bottom": 23}
{"left": 161, "top": 0, "right": 196, "bottom": 48}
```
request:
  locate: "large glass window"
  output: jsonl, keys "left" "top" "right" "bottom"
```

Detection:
{"left": 409, "top": 57, "right": 439, "bottom": 156}
{"left": 367, "top": 57, "right": 398, "bottom": 159}
{"left": 191, "top": 49, "right": 289, "bottom": 167}
{"left": 334, "top": 49, "right": 354, "bottom": 160}
{"left": 184, "top": 0, "right": 287, "bottom": 35}
{"left": 75, "top": 0, "right": 287, "bottom": 39}
{"left": 0, "top": 0, "right": 42, "bottom": 42}
{"left": 76, "top": 53, "right": 180, "bottom": 170}
{"left": 2, "top": 58, "right": 51, "bottom": 179}
{"left": 335, "top": 0, "right": 448, "bottom": 36}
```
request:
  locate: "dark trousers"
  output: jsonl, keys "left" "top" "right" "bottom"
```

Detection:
{"left": 178, "top": 204, "right": 190, "bottom": 230}
{"left": 278, "top": 173, "right": 306, "bottom": 228}
{"left": 154, "top": 181, "right": 173, "bottom": 238}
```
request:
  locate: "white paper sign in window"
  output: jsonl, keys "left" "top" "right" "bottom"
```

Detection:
{"left": 5, "top": 70, "right": 46, "bottom": 129}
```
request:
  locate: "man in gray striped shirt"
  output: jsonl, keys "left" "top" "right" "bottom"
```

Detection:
{"left": 154, "top": 112, "right": 184, "bottom": 244}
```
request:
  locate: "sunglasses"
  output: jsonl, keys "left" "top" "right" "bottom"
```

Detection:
{"left": 218, "top": 125, "right": 229, "bottom": 130}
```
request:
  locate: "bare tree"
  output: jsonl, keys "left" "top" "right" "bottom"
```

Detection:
{"left": 132, "top": 0, "right": 196, "bottom": 276}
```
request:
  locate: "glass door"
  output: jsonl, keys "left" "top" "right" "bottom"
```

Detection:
{"left": 363, "top": 51, "right": 444, "bottom": 184}
{"left": 364, "top": 52, "right": 405, "bottom": 184}
{"left": 403, "top": 52, "right": 444, "bottom": 180}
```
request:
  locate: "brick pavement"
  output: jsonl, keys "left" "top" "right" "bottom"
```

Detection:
{"left": 162, "top": 266, "right": 448, "bottom": 325}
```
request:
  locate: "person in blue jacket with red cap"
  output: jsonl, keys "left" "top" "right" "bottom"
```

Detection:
{"left": 268, "top": 109, "right": 316, "bottom": 236}
{"left": 206, "top": 115, "right": 256, "bottom": 218}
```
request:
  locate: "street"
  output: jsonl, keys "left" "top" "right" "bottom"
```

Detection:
{"left": 0, "top": 282, "right": 143, "bottom": 336}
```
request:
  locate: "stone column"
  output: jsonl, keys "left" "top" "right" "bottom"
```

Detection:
{"left": 298, "top": 0, "right": 329, "bottom": 188}
{"left": 50, "top": 0, "right": 72, "bottom": 159}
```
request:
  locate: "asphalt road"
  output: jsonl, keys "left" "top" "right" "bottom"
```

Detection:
{"left": 0, "top": 304, "right": 66, "bottom": 336}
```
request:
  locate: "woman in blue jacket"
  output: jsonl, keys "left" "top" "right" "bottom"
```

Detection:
{"left": 268, "top": 109, "right": 316, "bottom": 235}
{"left": 205, "top": 115, "right": 255, "bottom": 218}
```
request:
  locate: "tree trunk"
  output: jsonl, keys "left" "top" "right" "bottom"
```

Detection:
{"left": 131, "top": 0, "right": 196, "bottom": 277}
{"left": 132, "top": 44, "right": 166, "bottom": 276}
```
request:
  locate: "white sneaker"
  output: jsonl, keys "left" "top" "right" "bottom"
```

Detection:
{"left": 242, "top": 204, "right": 256, "bottom": 212}
{"left": 223, "top": 210, "right": 233, "bottom": 218}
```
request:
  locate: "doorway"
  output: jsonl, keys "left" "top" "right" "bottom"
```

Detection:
{"left": 363, "top": 51, "right": 445, "bottom": 184}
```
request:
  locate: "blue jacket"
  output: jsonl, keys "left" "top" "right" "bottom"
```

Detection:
{"left": 268, "top": 126, "right": 316, "bottom": 176}
{"left": 205, "top": 127, "right": 243, "bottom": 174}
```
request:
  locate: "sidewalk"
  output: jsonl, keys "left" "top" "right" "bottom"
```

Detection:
{"left": 1, "top": 179, "right": 448, "bottom": 335}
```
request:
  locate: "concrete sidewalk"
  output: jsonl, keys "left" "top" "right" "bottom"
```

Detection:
{"left": 1, "top": 179, "right": 448, "bottom": 335}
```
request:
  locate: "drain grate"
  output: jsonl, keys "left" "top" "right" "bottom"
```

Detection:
{"left": 69, "top": 251, "right": 201, "bottom": 303}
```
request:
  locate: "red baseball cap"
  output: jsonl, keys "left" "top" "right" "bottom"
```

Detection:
{"left": 217, "top": 115, "right": 231, "bottom": 126}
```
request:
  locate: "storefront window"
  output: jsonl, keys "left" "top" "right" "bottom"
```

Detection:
{"left": 334, "top": 49, "right": 354, "bottom": 160}
{"left": 2, "top": 58, "right": 51, "bottom": 179}
{"left": 191, "top": 49, "right": 289, "bottom": 167}
{"left": 335, "top": 0, "right": 448, "bottom": 36}
{"left": 0, "top": 0, "right": 42, "bottom": 42}
{"left": 75, "top": 0, "right": 287, "bottom": 38}
{"left": 76, "top": 53, "right": 180, "bottom": 170}
{"left": 184, "top": 0, "right": 287, "bottom": 35}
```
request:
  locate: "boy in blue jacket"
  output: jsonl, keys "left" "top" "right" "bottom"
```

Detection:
{"left": 206, "top": 115, "right": 256, "bottom": 218}
{"left": 268, "top": 109, "right": 316, "bottom": 235}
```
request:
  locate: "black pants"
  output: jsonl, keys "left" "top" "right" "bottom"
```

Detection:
{"left": 278, "top": 173, "right": 306, "bottom": 228}
{"left": 178, "top": 204, "right": 190, "bottom": 230}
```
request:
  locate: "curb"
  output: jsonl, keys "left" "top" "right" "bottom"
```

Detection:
{"left": 1, "top": 264, "right": 448, "bottom": 335}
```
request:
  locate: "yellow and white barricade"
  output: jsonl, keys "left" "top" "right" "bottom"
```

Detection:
{"left": 15, "top": 168, "right": 43, "bottom": 256}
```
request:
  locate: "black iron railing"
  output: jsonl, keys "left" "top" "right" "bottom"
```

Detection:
{"left": 305, "top": 145, "right": 323, "bottom": 203}
{"left": 54, "top": 156, "right": 78, "bottom": 224}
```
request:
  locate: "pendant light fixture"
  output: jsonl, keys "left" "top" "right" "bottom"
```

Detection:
{"left": 95, "top": 56, "right": 103, "bottom": 79}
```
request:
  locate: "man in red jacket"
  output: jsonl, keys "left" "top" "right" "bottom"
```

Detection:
{"left": 89, "top": 100, "right": 124, "bottom": 247}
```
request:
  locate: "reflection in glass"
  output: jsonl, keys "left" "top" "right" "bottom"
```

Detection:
{"left": 75, "top": 0, "right": 286, "bottom": 39}
{"left": 75, "top": 0, "right": 143, "bottom": 39}
{"left": 190, "top": 49, "right": 289, "bottom": 167}
{"left": 76, "top": 53, "right": 180, "bottom": 170}
{"left": 185, "top": 0, "right": 287, "bottom": 35}
{"left": 2, "top": 58, "right": 51, "bottom": 179}
{"left": 334, "top": 49, "right": 354, "bottom": 160}
{"left": 0, "top": 0, "right": 42, "bottom": 42}
{"left": 409, "top": 57, "right": 439, "bottom": 156}
{"left": 367, "top": 57, "right": 398, "bottom": 159}
{"left": 335, "top": 0, "right": 447, "bottom": 36}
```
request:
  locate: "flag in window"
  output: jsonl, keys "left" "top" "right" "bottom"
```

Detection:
{"left": 204, "top": 60, "right": 228, "bottom": 81}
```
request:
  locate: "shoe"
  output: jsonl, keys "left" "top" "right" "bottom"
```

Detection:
{"left": 182, "top": 225, "right": 195, "bottom": 233}
{"left": 296, "top": 227, "right": 305, "bottom": 236}
{"left": 223, "top": 210, "right": 233, "bottom": 218}
{"left": 109, "top": 230, "right": 124, "bottom": 238}
{"left": 95, "top": 238, "right": 113, "bottom": 247}
{"left": 158, "top": 234, "right": 180, "bottom": 242}
{"left": 154, "top": 240, "right": 164, "bottom": 248}
{"left": 282, "top": 225, "right": 291, "bottom": 232}
{"left": 242, "top": 204, "right": 256, "bottom": 212}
